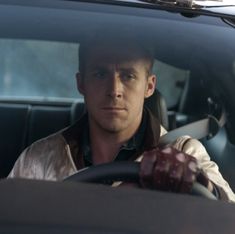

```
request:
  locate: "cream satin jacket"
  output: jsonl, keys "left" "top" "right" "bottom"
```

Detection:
{"left": 8, "top": 125, "right": 235, "bottom": 202}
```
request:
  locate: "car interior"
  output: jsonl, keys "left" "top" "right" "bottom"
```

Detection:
{"left": 1, "top": 1, "right": 235, "bottom": 233}
{"left": 0, "top": 1, "right": 235, "bottom": 192}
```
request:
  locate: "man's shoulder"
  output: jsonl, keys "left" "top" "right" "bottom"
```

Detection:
{"left": 30, "top": 130, "right": 67, "bottom": 150}
{"left": 8, "top": 128, "right": 76, "bottom": 180}
{"left": 23, "top": 119, "right": 84, "bottom": 167}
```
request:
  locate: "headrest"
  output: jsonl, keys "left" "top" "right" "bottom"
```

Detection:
{"left": 144, "top": 89, "right": 169, "bottom": 130}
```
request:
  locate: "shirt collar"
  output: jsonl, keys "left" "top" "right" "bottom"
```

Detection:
{"left": 82, "top": 110, "right": 147, "bottom": 165}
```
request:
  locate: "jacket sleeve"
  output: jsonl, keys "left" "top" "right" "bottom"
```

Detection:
{"left": 172, "top": 135, "right": 235, "bottom": 202}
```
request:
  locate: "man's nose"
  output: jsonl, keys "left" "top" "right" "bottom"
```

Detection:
{"left": 106, "top": 73, "right": 123, "bottom": 98}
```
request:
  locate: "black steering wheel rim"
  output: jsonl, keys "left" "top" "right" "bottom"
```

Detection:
{"left": 64, "top": 162, "right": 217, "bottom": 200}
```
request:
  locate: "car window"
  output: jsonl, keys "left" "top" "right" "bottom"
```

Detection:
{"left": 0, "top": 38, "right": 187, "bottom": 108}
{"left": 153, "top": 60, "right": 189, "bottom": 108}
{"left": 0, "top": 39, "right": 79, "bottom": 99}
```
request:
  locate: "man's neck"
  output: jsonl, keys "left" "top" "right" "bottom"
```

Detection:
{"left": 89, "top": 118, "right": 142, "bottom": 165}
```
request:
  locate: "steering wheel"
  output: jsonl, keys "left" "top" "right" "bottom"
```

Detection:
{"left": 64, "top": 161, "right": 217, "bottom": 200}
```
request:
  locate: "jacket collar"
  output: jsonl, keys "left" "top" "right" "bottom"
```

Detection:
{"left": 62, "top": 107, "right": 161, "bottom": 170}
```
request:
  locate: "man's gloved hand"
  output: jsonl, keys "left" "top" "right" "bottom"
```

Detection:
{"left": 139, "top": 147, "right": 210, "bottom": 193}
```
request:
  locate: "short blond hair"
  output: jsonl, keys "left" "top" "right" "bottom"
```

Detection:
{"left": 78, "top": 30, "right": 154, "bottom": 77}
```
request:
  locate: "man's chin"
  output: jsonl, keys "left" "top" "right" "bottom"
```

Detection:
{"left": 99, "top": 121, "right": 127, "bottom": 133}
{"left": 101, "top": 124, "right": 125, "bottom": 133}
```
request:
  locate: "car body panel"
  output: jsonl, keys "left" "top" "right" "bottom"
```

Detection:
{"left": 1, "top": 179, "right": 235, "bottom": 233}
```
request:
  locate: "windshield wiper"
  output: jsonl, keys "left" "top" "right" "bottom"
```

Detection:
{"left": 140, "top": 0, "right": 235, "bottom": 8}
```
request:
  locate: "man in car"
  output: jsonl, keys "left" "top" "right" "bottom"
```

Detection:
{"left": 8, "top": 32, "right": 235, "bottom": 202}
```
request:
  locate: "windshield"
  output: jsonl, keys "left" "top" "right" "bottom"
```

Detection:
{"left": 0, "top": 5, "right": 234, "bottom": 109}
{"left": 1, "top": 2, "right": 235, "bottom": 232}
{"left": 0, "top": 38, "right": 190, "bottom": 107}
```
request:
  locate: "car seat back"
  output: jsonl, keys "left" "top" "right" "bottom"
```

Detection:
{"left": 0, "top": 90, "right": 168, "bottom": 178}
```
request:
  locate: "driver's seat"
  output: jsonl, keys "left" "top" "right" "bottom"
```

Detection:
{"left": 144, "top": 89, "right": 169, "bottom": 130}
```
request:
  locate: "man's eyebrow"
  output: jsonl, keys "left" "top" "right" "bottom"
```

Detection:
{"left": 118, "top": 67, "right": 139, "bottom": 74}
{"left": 87, "top": 64, "right": 143, "bottom": 75}
{"left": 89, "top": 66, "right": 109, "bottom": 72}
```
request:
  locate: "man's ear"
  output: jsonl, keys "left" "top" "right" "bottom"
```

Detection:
{"left": 76, "top": 72, "right": 85, "bottom": 95}
{"left": 145, "top": 74, "right": 156, "bottom": 98}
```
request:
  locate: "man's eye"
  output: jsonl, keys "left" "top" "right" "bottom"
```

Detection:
{"left": 121, "top": 73, "right": 136, "bottom": 80}
{"left": 93, "top": 71, "right": 107, "bottom": 79}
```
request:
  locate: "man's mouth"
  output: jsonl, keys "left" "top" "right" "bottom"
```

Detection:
{"left": 102, "top": 107, "right": 126, "bottom": 112}
{"left": 102, "top": 107, "right": 125, "bottom": 110}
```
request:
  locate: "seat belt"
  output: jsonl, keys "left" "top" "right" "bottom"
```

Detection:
{"left": 158, "top": 107, "right": 227, "bottom": 147}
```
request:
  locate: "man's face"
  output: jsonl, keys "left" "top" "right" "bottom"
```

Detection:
{"left": 77, "top": 43, "right": 156, "bottom": 134}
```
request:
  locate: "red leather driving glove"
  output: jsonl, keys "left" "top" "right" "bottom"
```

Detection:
{"left": 139, "top": 147, "right": 209, "bottom": 193}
